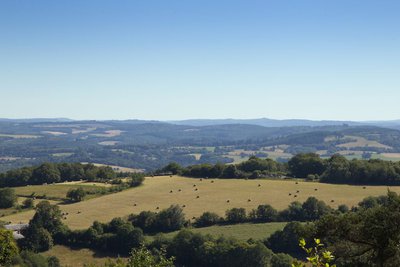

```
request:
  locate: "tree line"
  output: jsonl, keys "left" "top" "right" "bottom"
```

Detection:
{"left": 158, "top": 153, "right": 400, "bottom": 185}
{"left": 0, "top": 162, "right": 125, "bottom": 187}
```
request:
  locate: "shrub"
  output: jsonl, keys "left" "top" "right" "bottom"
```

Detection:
{"left": 225, "top": 208, "right": 247, "bottom": 223}
{"left": 194, "top": 211, "right": 222, "bottom": 227}
{"left": 0, "top": 188, "right": 17, "bottom": 208}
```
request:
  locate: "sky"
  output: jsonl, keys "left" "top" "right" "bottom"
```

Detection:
{"left": 0, "top": 0, "right": 399, "bottom": 121}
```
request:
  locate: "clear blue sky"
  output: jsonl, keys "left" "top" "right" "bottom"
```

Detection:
{"left": 1, "top": 1, "right": 399, "bottom": 121}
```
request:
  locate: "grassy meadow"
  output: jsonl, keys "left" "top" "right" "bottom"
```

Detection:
{"left": 3, "top": 176, "right": 400, "bottom": 229}
{"left": 14, "top": 183, "right": 109, "bottom": 201}
{"left": 158, "top": 222, "right": 287, "bottom": 242}
{"left": 41, "top": 245, "right": 125, "bottom": 267}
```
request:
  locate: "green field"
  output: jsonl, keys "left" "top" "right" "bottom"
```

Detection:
{"left": 14, "top": 183, "right": 109, "bottom": 201}
{"left": 41, "top": 245, "right": 125, "bottom": 267}
{"left": 3, "top": 176, "right": 400, "bottom": 230}
{"left": 0, "top": 183, "right": 112, "bottom": 220}
{"left": 159, "top": 222, "right": 287, "bottom": 242}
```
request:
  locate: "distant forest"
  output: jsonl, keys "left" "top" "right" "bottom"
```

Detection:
{"left": 1, "top": 120, "right": 400, "bottom": 172}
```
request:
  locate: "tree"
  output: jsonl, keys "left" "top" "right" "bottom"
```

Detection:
{"left": 127, "top": 245, "right": 174, "bottom": 267}
{"left": 22, "top": 226, "right": 54, "bottom": 252}
{"left": 155, "top": 205, "right": 185, "bottom": 232}
{"left": 0, "top": 228, "right": 19, "bottom": 265}
{"left": 265, "top": 222, "right": 314, "bottom": 257}
{"left": 194, "top": 211, "right": 222, "bottom": 227}
{"left": 292, "top": 238, "right": 336, "bottom": 267}
{"left": 288, "top": 153, "right": 325, "bottom": 178}
{"left": 66, "top": 187, "right": 86, "bottom": 202}
{"left": 301, "top": 197, "right": 331, "bottom": 221}
{"left": 226, "top": 208, "right": 247, "bottom": 223}
{"left": 31, "top": 163, "right": 61, "bottom": 184}
{"left": 315, "top": 191, "right": 400, "bottom": 266}
{"left": 320, "top": 154, "right": 350, "bottom": 183}
{"left": 159, "top": 162, "right": 183, "bottom": 175}
{"left": 221, "top": 164, "right": 239, "bottom": 178}
{"left": 0, "top": 188, "right": 17, "bottom": 208}
{"left": 47, "top": 255, "right": 61, "bottom": 267}
{"left": 252, "top": 204, "right": 279, "bottom": 222}
{"left": 29, "top": 201, "right": 63, "bottom": 234}
{"left": 23, "top": 198, "right": 35, "bottom": 208}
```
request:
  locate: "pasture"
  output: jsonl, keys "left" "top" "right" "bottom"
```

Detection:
{"left": 3, "top": 176, "right": 400, "bottom": 229}
{"left": 41, "top": 245, "right": 124, "bottom": 267}
{"left": 337, "top": 135, "right": 392, "bottom": 149}
{"left": 159, "top": 222, "right": 287, "bottom": 242}
{"left": 14, "top": 183, "right": 109, "bottom": 201}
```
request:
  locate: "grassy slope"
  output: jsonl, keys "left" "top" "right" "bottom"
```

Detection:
{"left": 158, "top": 222, "right": 287, "bottom": 242}
{"left": 3, "top": 176, "right": 400, "bottom": 229}
{"left": 41, "top": 245, "right": 126, "bottom": 267}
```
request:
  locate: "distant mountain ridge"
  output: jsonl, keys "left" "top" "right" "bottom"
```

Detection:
{"left": 2, "top": 117, "right": 400, "bottom": 128}
{"left": 168, "top": 118, "right": 363, "bottom": 127}
{"left": 0, "top": 118, "right": 74, "bottom": 123}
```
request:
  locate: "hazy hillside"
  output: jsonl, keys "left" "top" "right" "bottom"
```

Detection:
{"left": 1, "top": 120, "right": 400, "bottom": 172}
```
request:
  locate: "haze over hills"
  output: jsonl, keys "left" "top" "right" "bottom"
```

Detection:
{"left": 1, "top": 118, "right": 400, "bottom": 172}
{"left": 2, "top": 117, "right": 400, "bottom": 128}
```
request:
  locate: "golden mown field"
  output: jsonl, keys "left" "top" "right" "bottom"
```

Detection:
{"left": 3, "top": 176, "right": 400, "bottom": 229}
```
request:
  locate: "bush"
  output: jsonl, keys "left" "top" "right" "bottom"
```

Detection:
{"left": 194, "top": 212, "right": 222, "bottom": 227}
{"left": 0, "top": 188, "right": 17, "bottom": 208}
{"left": 66, "top": 187, "right": 86, "bottom": 202}
{"left": 130, "top": 174, "right": 145, "bottom": 187}
{"left": 23, "top": 198, "right": 34, "bottom": 209}
{"left": 129, "top": 205, "right": 186, "bottom": 233}
{"left": 225, "top": 208, "right": 247, "bottom": 223}
{"left": 250, "top": 204, "right": 279, "bottom": 222}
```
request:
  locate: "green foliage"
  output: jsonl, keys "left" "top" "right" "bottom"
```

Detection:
{"left": 12, "top": 250, "right": 55, "bottom": 267}
{"left": 23, "top": 198, "right": 35, "bottom": 208}
{"left": 21, "top": 201, "right": 63, "bottom": 252}
{"left": 66, "top": 187, "right": 86, "bottom": 202}
{"left": 194, "top": 211, "right": 222, "bottom": 227}
{"left": 226, "top": 207, "right": 247, "bottom": 223}
{"left": 22, "top": 225, "right": 54, "bottom": 252}
{"left": 129, "top": 205, "right": 185, "bottom": 233}
{"left": 0, "top": 228, "right": 19, "bottom": 265}
{"left": 158, "top": 162, "right": 183, "bottom": 175}
{"left": 32, "top": 163, "right": 61, "bottom": 184}
{"left": 314, "top": 191, "right": 400, "bottom": 266}
{"left": 0, "top": 162, "right": 121, "bottom": 188}
{"left": 47, "top": 255, "right": 61, "bottom": 267}
{"left": 288, "top": 153, "right": 326, "bottom": 178}
{"left": 127, "top": 245, "right": 174, "bottom": 267}
{"left": 249, "top": 204, "right": 279, "bottom": 222}
{"left": 292, "top": 238, "right": 336, "bottom": 267}
{"left": 30, "top": 201, "right": 63, "bottom": 234}
{"left": 129, "top": 174, "right": 145, "bottom": 187}
{"left": 0, "top": 188, "right": 17, "bottom": 208}
{"left": 265, "top": 222, "right": 315, "bottom": 257}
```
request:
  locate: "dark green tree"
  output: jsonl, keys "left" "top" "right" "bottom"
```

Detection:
{"left": 0, "top": 228, "right": 19, "bottom": 265}
{"left": 288, "top": 153, "right": 325, "bottom": 178}
{"left": 31, "top": 163, "right": 61, "bottom": 184}
{"left": 66, "top": 187, "right": 86, "bottom": 202}
{"left": 0, "top": 188, "right": 17, "bottom": 208}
